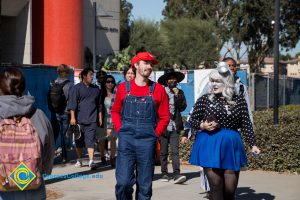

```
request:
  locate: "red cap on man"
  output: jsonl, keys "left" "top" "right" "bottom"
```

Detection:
{"left": 131, "top": 52, "right": 159, "bottom": 67}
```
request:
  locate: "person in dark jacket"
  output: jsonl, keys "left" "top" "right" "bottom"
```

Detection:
{"left": 157, "top": 68, "right": 187, "bottom": 184}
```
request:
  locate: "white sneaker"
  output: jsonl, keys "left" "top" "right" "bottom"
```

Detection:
{"left": 89, "top": 160, "right": 97, "bottom": 170}
{"left": 74, "top": 160, "right": 82, "bottom": 168}
{"left": 174, "top": 175, "right": 187, "bottom": 184}
{"left": 55, "top": 147, "right": 62, "bottom": 155}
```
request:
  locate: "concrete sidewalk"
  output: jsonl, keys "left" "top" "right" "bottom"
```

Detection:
{"left": 45, "top": 157, "right": 300, "bottom": 200}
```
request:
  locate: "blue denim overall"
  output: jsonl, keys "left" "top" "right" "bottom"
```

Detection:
{"left": 115, "top": 81, "right": 157, "bottom": 200}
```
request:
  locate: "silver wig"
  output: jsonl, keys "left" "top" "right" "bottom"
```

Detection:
{"left": 208, "top": 62, "right": 235, "bottom": 104}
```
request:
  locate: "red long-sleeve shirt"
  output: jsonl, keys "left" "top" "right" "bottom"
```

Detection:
{"left": 111, "top": 80, "right": 170, "bottom": 137}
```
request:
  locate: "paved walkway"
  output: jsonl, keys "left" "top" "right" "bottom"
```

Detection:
{"left": 45, "top": 156, "right": 300, "bottom": 200}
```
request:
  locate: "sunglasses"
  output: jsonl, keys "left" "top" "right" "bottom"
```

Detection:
{"left": 228, "top": 64, "right": 236, "bottom": 67}
{"left": 106, "top": 80, "right": 114, "bottom": 84}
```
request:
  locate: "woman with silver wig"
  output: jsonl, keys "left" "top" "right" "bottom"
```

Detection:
{"left": 185, "top": 62, "right": 260, "bottom": 200}
{"left": 207, "top": 64, "right": 235, "bottom": 105}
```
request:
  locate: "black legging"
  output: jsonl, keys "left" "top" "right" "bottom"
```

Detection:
{"left": 205, "top": 168, "right": 240, "bottom": 200}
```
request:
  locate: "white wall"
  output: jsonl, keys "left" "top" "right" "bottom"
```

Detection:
{"left": 1, "top": 0, "right": 32, "bottom": 64}
{"left": 83, "top": 0, "right": 120, "bottom": 65}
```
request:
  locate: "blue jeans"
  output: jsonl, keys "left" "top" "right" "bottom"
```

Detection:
{"left": 56, "top": 113, "right": 72, "bottom": 159}
{"left": 115, "top": 81, "right": 157, "bottom": 200}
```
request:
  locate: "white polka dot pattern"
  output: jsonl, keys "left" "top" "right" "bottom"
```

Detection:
{"left": 189, "top": 94, "right": 256, "bottom": 147}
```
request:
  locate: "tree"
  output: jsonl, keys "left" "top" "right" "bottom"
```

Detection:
{"left": 129, "top": 19, "right": 166, "bottom": 70}
{"left": 279, "top": 53, "right": 292, "bottom": 61}
{"left": 120, "top": 0, "right": 133, "bottom": 50}
{"left": 163, "top": 0, "right": 231, "bottom": 21}
{"left": 163, "top": 0, "right": 300, "bottom": 73}
{"left": 241, "top": 0, "right": 300, "bottom": 72}
{"left": 163, "top": 0, "right": 232, "bottom": 43}
{"left": 161, "top": 18, "right": 220, "bottom": 69}
{"left": 242, "top": 0, "right": 274, "bottom": 72}
{"left": 111, "top": 46, "right": 133, "bottom": 71}
{"left": 280, "top": 0, "right": 300, "bottom": 50}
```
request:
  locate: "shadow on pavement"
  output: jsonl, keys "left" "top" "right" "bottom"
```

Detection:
{"left": 236, "top": 187, "right": 275, "bottom": 200}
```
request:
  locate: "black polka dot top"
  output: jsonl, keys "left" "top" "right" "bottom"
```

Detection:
{"left": 189, "top": 94, "right": 256, "bottom": 147}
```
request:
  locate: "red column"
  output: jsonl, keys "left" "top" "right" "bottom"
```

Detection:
{"left": 44, "top": 0, "right": 83, "bottom": 68}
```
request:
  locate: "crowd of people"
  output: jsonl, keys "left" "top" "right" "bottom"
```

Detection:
{"left": 0, "top": 52, "right": 260, "bottom": 200}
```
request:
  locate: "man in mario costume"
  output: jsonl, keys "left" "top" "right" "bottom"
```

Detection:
{"left": 111, "top": 52, "right": 170, "bottom": 200}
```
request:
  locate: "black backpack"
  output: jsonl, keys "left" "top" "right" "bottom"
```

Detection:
{"left": 48, "top": 80, "right": 70, "bottom": 114}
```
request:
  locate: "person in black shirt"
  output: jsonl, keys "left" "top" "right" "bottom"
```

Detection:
{"left": 183, "top": 62, "right": 260, "bottom": 200}
{"left": 68, "top": 68, "right": 102, "bottom": 170}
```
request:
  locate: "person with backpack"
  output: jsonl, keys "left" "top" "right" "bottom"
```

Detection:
{"left": 0, "top": 67, "right": 54, "bottom": 200}
{"left": 48, "top": 64, "right": 73, "bottom": 162}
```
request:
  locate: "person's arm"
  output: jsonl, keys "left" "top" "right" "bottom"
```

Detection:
{"left": 98, "top": 112, "right": 102, "bottom": 126}
{"left": 174, "top": 89, "right": 187, "bottom": 112}
{"left": 155, "top": 87, "right": 170, "bottom": 137}
{"left": 243, "top": 84, "right": 253, "bottom": 123}
{"left": 111, "top": 84, "right": 124, "bottom": 133}
{"left": 240, "top": 96, "right": 260, "bottom": 154}
{"left": 183, "top": 94, "right": 204, "bottom": 138}
{"left": 70, "top": 110, "right": 76, "bottom": 125}
{"left": 67, "top": 85, "right": 78, "bottom": 125}
{"left": 97, "top": 88, "right": 103, "bottom": 126}
{"left": 41, "top": 112, "right": 55, "bottom": 175}
{"left": 107, "top": 87, "right": 117, "bottom": 129}
{"left": 64, "top": 81, "right": 73, "bottom": 100}
{"left": 240, "top": 96, "right": 256, "bottom": 148}
{"left": 189, "top": 96, "right": 206, "bottom": 130}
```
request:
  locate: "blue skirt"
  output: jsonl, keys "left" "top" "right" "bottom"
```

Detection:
{"left": 189, "top": 128, "right": 247, "bottom": 171}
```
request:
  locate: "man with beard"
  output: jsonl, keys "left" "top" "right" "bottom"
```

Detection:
{"left": 111, "top": 52, "right": 170, "bottom": 200}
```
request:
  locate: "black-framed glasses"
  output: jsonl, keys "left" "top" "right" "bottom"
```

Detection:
{"left": 228, "top": 64, "right": 236, "bottom": 67}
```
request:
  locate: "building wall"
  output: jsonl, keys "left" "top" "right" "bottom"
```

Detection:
{"left": 1, "top": 0, "right": 120, "bottom": 67}
{"left": 287, "top": 61, "right": 300, "bottom": 77}
{"left": 0, "top": 0, "right": 32, "bottom": 64}
{"left": 83, "top": 0, "right": 120, "bottom": 66}
{"left": 261, "top": 63, "right": 274, "bottom": 74}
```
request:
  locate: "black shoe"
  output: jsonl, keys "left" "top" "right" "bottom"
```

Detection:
{"left": 174, "top": 175, "right": 187, "bottom": 184}
{"left": 160, "top": 174, "right": 170, "bottom": 182}
{"left": 100, "top": 157, "right": 107, "bottom": 165}
{"left": 110, "top": 157, "right": 116, "bottom": 168}
{"left": 61, "top": 157, "right": 68, "bottom": 163}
